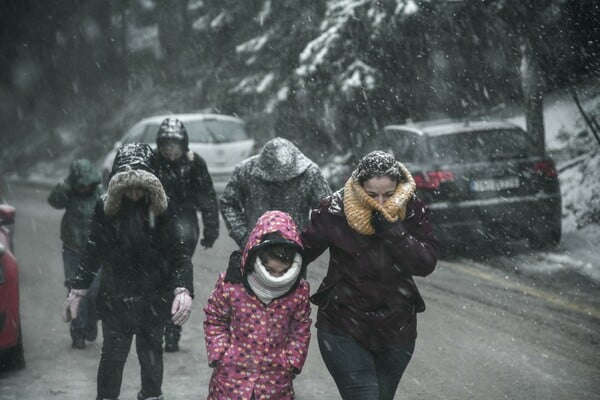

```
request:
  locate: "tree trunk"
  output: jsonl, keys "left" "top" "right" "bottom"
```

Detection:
{"left": 520, "top": 41, "right": 546, "bottom": 156}
{"left": 156, "top": 0, "right": 189, "bottom": 81}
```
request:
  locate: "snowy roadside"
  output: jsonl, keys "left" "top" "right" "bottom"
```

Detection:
{"left": 475, "top": 83, "right": 600, "bottom": 301}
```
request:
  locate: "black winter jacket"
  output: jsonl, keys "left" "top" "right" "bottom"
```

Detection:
{"left": 152, "top": 151, "right": 219, "bottom": 243}
{"left": 72, "top": 143, "right": 193, "bottom": 326}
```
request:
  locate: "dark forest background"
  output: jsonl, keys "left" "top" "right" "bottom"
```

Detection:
{"left": 0, "top": 0, "right": 598, "bottom": 174}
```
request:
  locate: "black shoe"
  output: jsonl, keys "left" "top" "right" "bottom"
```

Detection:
{"left": 164, "top": 340, "right": 179, "bottom": 352}
{"left": 138, "top": 390, "right": 164, "bottom": 400}
{"left": 72, "top": 337, "right": 86, "bottom": 349}
{"left": 86, "top": 322, "right": 98, "bottom": 341}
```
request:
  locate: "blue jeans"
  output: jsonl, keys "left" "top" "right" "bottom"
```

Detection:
{"left": 317, "top": 329, "right": 415, "bottom": 400}
{"left": 63, "top": 246, "right": 100, "bottom": 340}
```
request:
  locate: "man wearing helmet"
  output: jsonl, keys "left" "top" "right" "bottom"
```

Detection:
{"left": 152, "top": 117, "right": 219, "bottom": 352}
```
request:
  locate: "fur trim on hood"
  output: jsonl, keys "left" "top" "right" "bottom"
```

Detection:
{"left": 104, "top": 143, "right": 168, "bottom": 216}
{"left": 104, "top": 167, "right": 168, "bottom": 216}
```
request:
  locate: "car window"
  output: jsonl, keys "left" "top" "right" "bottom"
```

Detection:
{"left": 141, "top": 123, "right": 161, "bottom": 143}
{"left": 122, "top": 121, "right": 147, "bottom": 144}
{"left": 361, "top": 129, "right": 422, "bottom": 163}
{"left": 185, "top": 120, "right": 248, "bottom": 144}
{"left": 429, "top": 128, "right": 536, "bottom": 163}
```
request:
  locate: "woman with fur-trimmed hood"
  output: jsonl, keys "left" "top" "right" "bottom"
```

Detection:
{"left": 64, "top": 143, "right": 194, "bottom": 400}
{"left": 301, "top": 150, "right": 438, "bottom": 400}
{"left": 203, "top": 211, "right": 311, "bottom": 400}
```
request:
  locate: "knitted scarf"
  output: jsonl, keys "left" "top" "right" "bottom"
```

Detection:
{"left": 343, "top": 161, "right": 416, "bottom": 235}
{"left": 247, "top": 253, "right": 302, "bottom": 305}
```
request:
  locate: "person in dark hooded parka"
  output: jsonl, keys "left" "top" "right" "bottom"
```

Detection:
{"left": 220, "top": 137, "right": 332, "bottom": 249}
{"left": 63, "top": 143, "right": 194, "bottom": 400}
{"left": 151, "top": 117, "right": 219, "bottom": 352}
{"left": 48, "top": 158, "right": 103, "bottom": 349}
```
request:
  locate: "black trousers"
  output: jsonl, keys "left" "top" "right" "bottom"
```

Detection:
{"left": 97, "top": 318, "right": 164, "bottom": 399}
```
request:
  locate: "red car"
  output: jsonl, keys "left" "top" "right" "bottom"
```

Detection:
{"left": 0, "top": 203, "right": 25, "bottom": 370}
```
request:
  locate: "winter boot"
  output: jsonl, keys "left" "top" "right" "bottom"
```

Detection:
{"left": 72, "top": 336, "right": 86, "bottom": 350}
{"left": 163, "top": 322, "right": 181, "bottom": 352}
{"left": 164, "top": 339, "right": 179, "bottom": 352}
{"left": 86, "top": 321, "right": 98, "bottom": 341}
{"left": 137, "top": 391, "right": 164, "bottom": 400}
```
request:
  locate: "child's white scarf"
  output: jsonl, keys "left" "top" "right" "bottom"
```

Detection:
{"left": 247, "top": 253, "right": 302, "bottom": 305}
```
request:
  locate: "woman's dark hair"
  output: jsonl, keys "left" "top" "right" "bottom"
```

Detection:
{"left": 354, "top": 150, "right": 402, "bottom": 184}
{"left": 258, "top": 244, "right": 296, "bottom": 265}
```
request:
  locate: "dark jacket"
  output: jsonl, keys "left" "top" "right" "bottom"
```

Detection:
{"left": 220, "top": 137, "right": 332, "bottom": 248}
{"left": 48, "top": 159, "right": 102, "bottom": 251}
{"left": 301, "top": 189, "right": 438, "bottom": 351}
{"left": 72, "top": 144, "right": 193, "bottom": 326}
{"left": 152, "top": 144, "right": 219, "bottom": 244}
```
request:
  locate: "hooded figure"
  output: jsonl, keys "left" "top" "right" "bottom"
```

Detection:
{"left": 301, "top": 151, "right": 438, "bottom": 400}
{"left": 48, "top": 158, "right": 103, "bottom": 253}
{"left": 65, "top": 143, "right": 194, "bottom": 400}
{"left": 48, "top": 158, "right": 103, "bottom": 349}
{"left": 204, "top": 211, "right": 311, "bottom": 400}
{"left": 152, "top": 117, "right": 220, "bottom": 352}
{"left": 220, "top": 137, "right": 332, "bottom": 248}
{"left": 152, "top": 117, "right": 219, "bottom": 252}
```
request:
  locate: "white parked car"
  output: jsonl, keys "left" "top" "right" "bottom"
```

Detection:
{"left": 102, "top": 113, "right": 255, "bottom": 192}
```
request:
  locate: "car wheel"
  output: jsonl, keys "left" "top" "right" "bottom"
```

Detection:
{"left": 528, "top": 219, "right": 561, "bottom": 250}
{"left": 0, "top": 324, "right": 25, "bottom": 371}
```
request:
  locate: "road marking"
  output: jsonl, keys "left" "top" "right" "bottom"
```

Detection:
{"left": 441, "top": 260, "right": 600, "bottom": 320}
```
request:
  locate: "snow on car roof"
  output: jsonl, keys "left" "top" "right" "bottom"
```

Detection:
{"left": 385, "top": 119, "right": 522, "bottom": 137}
{"left": 141, "top": 113, "right": 245, "bottom": 124}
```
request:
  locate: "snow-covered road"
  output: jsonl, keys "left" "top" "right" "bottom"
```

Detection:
{"left": 1, "top": 184, "right": 598, "bottom": 399}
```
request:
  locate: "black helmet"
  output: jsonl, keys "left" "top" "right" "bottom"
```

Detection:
{"left": 156, "top": 117, "right": 189, "bottom": 150}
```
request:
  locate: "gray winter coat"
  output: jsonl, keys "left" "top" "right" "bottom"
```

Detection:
{"left": 220, "top": 137, "right": 332, "bottom": 248}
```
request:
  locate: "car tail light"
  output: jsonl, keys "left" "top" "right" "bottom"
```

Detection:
{"left": 414, "top": 171, "right": 455, "bottom": 190}
{"left": 532, "top": 160, "right": 558, "bottom": 178}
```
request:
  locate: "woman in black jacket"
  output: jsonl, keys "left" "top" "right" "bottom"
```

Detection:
{"left": 63, "top": 143, "right": 194, "bottom": 400}
{"left": 151, "top": 117, "right": 219, "bottom": 352}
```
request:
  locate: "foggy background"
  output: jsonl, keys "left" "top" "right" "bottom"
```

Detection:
{"left": 0, "top": 0, "right": 598, "bottom": 175}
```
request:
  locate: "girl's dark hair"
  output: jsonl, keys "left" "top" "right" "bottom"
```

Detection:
{"left": 258, "top": 244, "right": 296, "bottom": 264}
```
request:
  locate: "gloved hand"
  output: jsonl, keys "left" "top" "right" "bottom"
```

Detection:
{"left": 371, "top": 211, "right": 395, "bottom": 234}
{"left": 200, "top": 236, "right": 217, "bottom": 249}
{"left": 62, "top": 289, "right": 89, "bottom": 322}
{"left": 171, "top": 287, "right": 192, "bottom": 326}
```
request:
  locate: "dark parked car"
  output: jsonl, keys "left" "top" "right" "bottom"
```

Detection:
{"left": 0, "top": 202, "right": 24, "bottom": 370}
{"left": 361, "top": 118, "right": 562, "bottom": 251}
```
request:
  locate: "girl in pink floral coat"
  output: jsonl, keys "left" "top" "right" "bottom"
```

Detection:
{"left": 203, "top": 210, "right": 311, "bottom": 400}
